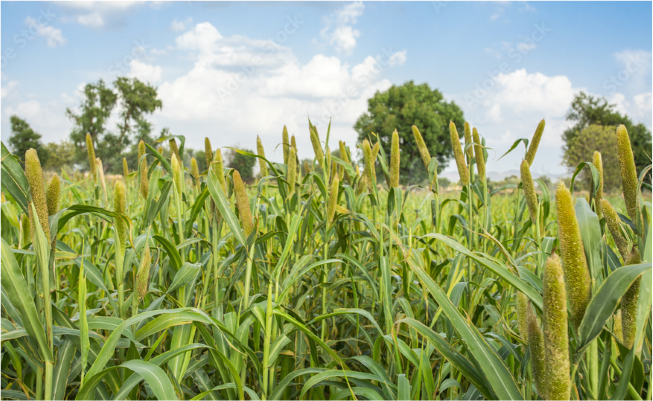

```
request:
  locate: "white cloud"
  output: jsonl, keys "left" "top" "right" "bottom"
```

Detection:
{"left": 25, "top": 17, "right": 66, "bottom": 47}
{"left": 5, "top": 100, "right": 42, "bottom": 118}
{"left": 449, "top": 69, "right": 580, "bottom": 175}
{"left": 387, "top": 50, "right": 407, "bottom": 67}
{"left": 319, "top": 2, "right": 364, "bottom": 54}
{"left": 57, "top": 2, "right": 140, "bottom": 28}
{"left": 2, "top": 81, "right": 18, "bottom": 99}
{"left": 171, "top": 17, "right": 193, "bottom": 33}
{"left": 77, "top": 13, "right": 104, "bottom": 28}
{"left": 612, "top": 50, "right": 652, "bottom": 94}
{"left": 151, "top": 21, "right": 400, "bottom": 166}
{"left": 633, "top": 92, "right": 652, "bottom": 118}
{"left": 490, "top": 69, "right": 575, "bottom": 117}
{"left": 516, "top": 42, "right": 537, "bottom": 52}
{"left": 129, "top": 60, "right": 162, "bottom": 83}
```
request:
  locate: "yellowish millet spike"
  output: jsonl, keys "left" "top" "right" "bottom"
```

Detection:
{"left": 463, "top": 122, "right": 473, "bottom": 163}
{"left": 46, "top": 174, "right": 61, "bottom": 216}
{"left": 526, "top": 301, "right": 546, "bottom": 398}
{"left": 171, "top": 153, "right": 182, "bottom": 197}
{"left": 356, "top": 168, "right": 369, "bottom": 195}
{"left": 327, "top": 171, "right": 339, "bottom": 225}
{"left": 521, "top": 159, "right": 538, "bottom": 223}
{"left": 97, "top": 158, "right": 107, "bottom": 195}
{"left": 20, "top": 213, "right": 30, "bottom": 248}
{"left": 288, "top": 147, "right": 297, "bottom": 197}
{"left": 204, "top": 137, "right": 213, "bottom": 169}
{"left": 282, "top": 125, "right": 290, "bottom": 165}
{"left": 169, "top": 138, "right": 180, "bottom": 161}
{"left": 213, "top": 149, "right": 227, "bottom": 194}
{"left": 257, "top": 136, "right": 268, "bottom": 178}
{"left": 517, "top": 292, "right": 529, "bottom": 342}
{"left": 593, "top": 151, "right": 604, "bottom": 219}
{"left": 113, "top": 180, "right": 127, "bottom": 253}
{"left": 601, "top": 199, "right": 629, "bottom": 260}
{"left": 310, "top": 128, "right": 324, "bottom": 168}
{"left": 616, "top": 124, "right": 639, "bottom": 222}
{"left": 362, "top": 139, "right": 376, "bottom": 188}
{"left": 123, "top": 158, "right": 129, "bottom": 180}
{"left": 25, "top": 149, "right": 50, "bottom": 243}
{"left": 136, "top": 246, "right": 151, "bottom": 300}
{"left": 449, "top": 121, "right": 469, "bottom": 186}
{"left": 613, "top": 309, "right": 624, "bottom": 343}
{"left": 412, "top": 125, "right": 432, "bottom": 170}
{"left": 86, "top": 134, "right": 97, "bottom": 181}
{"left": 526, "top": 119, "right": 545, "bottom": 166}
{"left": 556, "top": 182, "right": 591, "bottom": 329}
{"left": 339, "top": 141, "right": 351, "bottom": 183}
{"left": 191, "top": 157, "right": 200, "bottom": 188}
{"left": 138, "top": 140, "right": 149, "bottom": 199}
{"left": 542, "top": 253, "right": 570, "bottom": 400}
{"left": 472, "top": 128, "right": 486, "bottom": 182}
{"left": 291, "top": 135, "right": 297, "bottom": 154}
{"left": 622, "top": 248, "right": 641, "bottom": 349}
{"left": 371, "top": 142, "right": 380, "bottom": 162}
{"left": 390, "top": 130, "right": 400, "bottom": 188}
{"left": 233, "top": 170, "right": 253, "bottom": 236}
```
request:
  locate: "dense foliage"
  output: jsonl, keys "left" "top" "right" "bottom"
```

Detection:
{"left": 563, "top": 92, "right": 652, "bottom": 183}
{"left": 0, "top": 119, "right": 650, "bottom": 401}
{"left": 354, "top": 81, "right": 465, "bottom": 184}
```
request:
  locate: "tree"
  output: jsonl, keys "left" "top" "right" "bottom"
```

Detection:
{"left": 354, "top": 81, "right": 465, "bottom": 184}
{"left": 66, "top": 77, "right": 162, "bottom": 173}
{"left": 226, "top": 148, "right": 256, "bottom": 182}
{"left": 43, "top": 140, "right": 76, "bottom": 173}
{"left": 8, "top": 115, "right": 48, "bottom": 164}
{"left": 563, "top": 92, "right": 651, "bottom": 181}
{"left": 66, "top": 79, "right": 117, "bottom": 166}
{"left": 563, "top": 125, "right": 621, "bottom": 191}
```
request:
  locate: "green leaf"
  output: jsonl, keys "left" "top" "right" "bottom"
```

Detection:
{"left": 153, "top": 235, "right": 183, "bottom": 271}
{"left": 207, "top": 167, "right": 247, "bottom": 247}
{"left": 167, "top": 263, "right": 201, "bottom": 294}
{"left": 575, "top": 198, "right": 603, "bottom": 285}
{"left": 1, "top": 142, "right": 29, "bottom": 213}
{"left": 396, "top": 318, "right": 494, "bottom": 399}
{"left": 576, "top": 262, "right": 651, "bottom": 355}
{"left": 423, "top": 233, "right": 542, "bottom": 311}
{"left": 406, "top": 252, "right": 523, "bottom": 400}
{"left": 120, "top": 360, "right": 178, "bottom": 401}
{"left": 1, "top": 238, "right": 53, "bottom": 363}
{"left": 613, "top": 268, "right": 652, "bottom": 400}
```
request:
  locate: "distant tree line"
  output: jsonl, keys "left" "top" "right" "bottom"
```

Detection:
{"left": 7, "top": 76, "right": 256, "bottom": 181}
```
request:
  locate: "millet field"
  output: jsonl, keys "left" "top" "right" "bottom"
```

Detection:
{"left": 0, "top": 120, "right": 651, "bottom": 400}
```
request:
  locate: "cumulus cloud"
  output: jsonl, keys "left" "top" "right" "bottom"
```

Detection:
{"left": 25, "top": 17, "right": 66, "bottom": 47}
{"left": 387, "top": 50, "right": 407, "bottom": 67}
{"left": 129, "top": 60, "right": 162, "bottom": 83}
{"left": 151, "top": 21, "right": 400, "bottom": 165}
{"left": 171, "top": 17, "right": 193, "bottom": 33}
{"left": 1, "top": 81, "right": 18, "bottom": 99}
{"left": 449, "top": 69, "right": 581, "bottom": 175}
{"left": 57, "top": 2, "right": 140, "bottom": 28}
{"left": 319, "top": 2, "right": 364, "bottom": 54}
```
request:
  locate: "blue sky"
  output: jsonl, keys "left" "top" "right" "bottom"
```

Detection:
{"left": 2, "top": 1, "right": 651, "bottom": 177}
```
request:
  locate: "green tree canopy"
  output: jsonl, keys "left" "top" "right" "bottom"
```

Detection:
{"left": 8, "top": 115, "right": 48, "bottom": 165}
{"left": 66, "top": 77, "right": 162, "bottom": 173}
{"left": 43, "top": 140, "right": 76, "bottom": 173}
{"left": 563, "top": 92, "right": 651, "bottom": 181}
{"left": 354, "top": 81, "right": 465, "bottom": 184}
{"left": 226, "top": 148, "right": 256, "bottom": 183}
{"left": 563, "top": 125, "right": 621, "bottom": 191}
